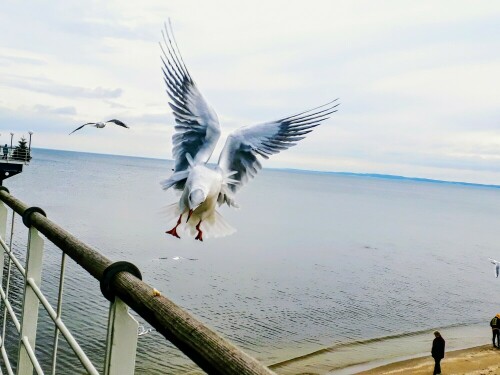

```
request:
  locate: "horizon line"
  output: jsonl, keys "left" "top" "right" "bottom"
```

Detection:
{"left": 32, "top": 147, "right": 500, "bottom": 190}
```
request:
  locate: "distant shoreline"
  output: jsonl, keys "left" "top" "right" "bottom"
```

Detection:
{"left": 276, "top": 168, "right": 500, "bottom": 190}
{"left": 31, "top": 147, "right": 500, "bottom": 189}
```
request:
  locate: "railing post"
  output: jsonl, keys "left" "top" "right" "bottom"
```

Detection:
{"left": 103, "top": 297, "right": 139, "bottom": 375}
{"left": 16, "top": 227, "right": 44, "bottom": 375}
{"left": 0, "top": 201, "right": 7, "bottom": 285}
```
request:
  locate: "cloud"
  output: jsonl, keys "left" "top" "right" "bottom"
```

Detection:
{"left": 33, "top": 104, "right": 77, "bottom": 116}
{"left": 126, "top": 112, "right": 169, "bottom": 125}
{"left": 0, "top": 75, "right": 123, "bottom": 99}
{"left": 0, "top": 0, "right": 499, "bottom": 184}
{"left": 0, "top": 54, "right": 46, "bottom": 66}
{"left": 104, "top": 100, "right": 129, "bottom": 109}
{"left": 0, "top": 105, "right": 71, "bottom": 133}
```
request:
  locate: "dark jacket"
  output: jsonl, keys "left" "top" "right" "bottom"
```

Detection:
{"left": 431, "top": 336, "right": 445, "bottom": 359}
{"left": 491, "top": 317, "right": 500, "bottom": 330}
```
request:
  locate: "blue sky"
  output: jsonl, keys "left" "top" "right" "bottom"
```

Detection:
{"left": 0, "top": 1, "right": 499, "bottom": 184}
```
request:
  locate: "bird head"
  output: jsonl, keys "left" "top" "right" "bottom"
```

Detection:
{"left": 186, "top": 188, "right": 206, "bottom": 222}
{"left": 188, "top": 188, "right": 205, "bottom": 210}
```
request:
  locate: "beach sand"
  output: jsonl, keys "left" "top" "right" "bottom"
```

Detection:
{"left": 357, "top": 345, "right": 500, "bottom": 374}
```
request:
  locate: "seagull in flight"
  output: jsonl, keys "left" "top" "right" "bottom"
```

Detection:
{"left": 161, "top": 21, "right": 339, "bottom": 241}
{"left": 69, "top": 119, "right": 129, "bottom": 135}
{"left": 489, "top": 258, "right": 500, "bottom": 278}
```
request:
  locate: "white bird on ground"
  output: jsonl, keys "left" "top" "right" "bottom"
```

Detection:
{"left": 489, "top": 258, "right": 500, "bottom": 278}
{"left": 69, "top": 119, "right": 129, "bottom": 135}
{"left": 161, "top": 22, "right": 339, "bottom": 241}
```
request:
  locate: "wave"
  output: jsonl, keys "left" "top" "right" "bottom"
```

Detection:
{"left": 269, "top": 321, "right": 482, "bottom": 370}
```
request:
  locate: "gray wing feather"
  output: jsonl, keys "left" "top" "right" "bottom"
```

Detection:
{"left": 218, "top": 100, "right": 339, "bottom": 193}
{"left": 107, "top": 119, "right": 129, "bottom": 128}
{"left": 161, "top": 21, "right": 220, "bottom": 190}
{"left": 69, "top": 123, "right": 95, "bottom": 135}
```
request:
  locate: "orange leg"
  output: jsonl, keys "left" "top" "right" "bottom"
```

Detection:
{"left": 166, "top": 214, "right": 182, "bottom": 238}
{"left": 195, "top": 219, "right": 203, "bottom": 242}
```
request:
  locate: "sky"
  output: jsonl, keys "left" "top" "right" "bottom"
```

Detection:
{"left": 0, "top": 1, "right": 499, "bottom": 184}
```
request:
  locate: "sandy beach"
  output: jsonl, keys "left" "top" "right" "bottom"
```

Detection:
{"left": 357, "top": 345, "right": 500, "bottom": 374}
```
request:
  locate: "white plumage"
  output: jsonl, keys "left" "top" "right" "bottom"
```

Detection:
{"left": 161, "top": 21, "right": 339, "bottom": 241}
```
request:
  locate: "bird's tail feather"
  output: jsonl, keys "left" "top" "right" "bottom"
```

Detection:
{"left": 163, "top": 203, "right": 235, "bottom": 239}
{"left": 186, "top": 211, "right": 236, "bottom": 239}
{"left": 161, "top": 203, "right": 182, "bottom": 226}
{"left": 203, "top": 211, "right": 236, "bottom": 239}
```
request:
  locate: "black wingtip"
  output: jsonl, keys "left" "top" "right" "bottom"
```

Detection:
{"left": 279, "top": 98, "right": 340, "bottom": 122}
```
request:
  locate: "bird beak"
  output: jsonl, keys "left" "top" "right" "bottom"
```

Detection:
{"left": 186, "top": 209, "right": 193, "bottom": 223}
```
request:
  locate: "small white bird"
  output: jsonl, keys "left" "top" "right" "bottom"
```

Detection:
{"left": 172, "top": 256, "right": 198, "bottom": 261}
{"left": 161, "top": 22, "right": 339, "bottom": 241}
{"left": 158, "top": 256, "right": 198, "bottom": 261}
{"left": 489, "top": 258, "right": 500, "bottom": 278}
{"left": 69, "top": 119, "right": 129, "bottom": 135}
{"left": 137, "top": 325, "right": 154, "bottom": 336}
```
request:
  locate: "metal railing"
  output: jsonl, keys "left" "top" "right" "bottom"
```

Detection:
{"left": 1, "top": 148, "right": 31, "bottom": 165}
{"left": 0, "top": 187, "right": 275, "bottom": 375}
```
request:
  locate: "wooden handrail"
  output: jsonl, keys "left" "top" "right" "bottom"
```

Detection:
{"left": 0, "top": 189, "right": 276, "bottom": 375}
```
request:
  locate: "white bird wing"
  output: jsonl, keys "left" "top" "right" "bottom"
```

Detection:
{"left": 489, "top": 258, "right": 498, "bottom": 264}
{"left": 106, "top": 119, "right": 129, "bottom": 128}
{"left": 161, "top": 22, "right": 221, "bottom": 189}
{"left": 69, "top": 122, "right": 95, "bottom": 135}
{"left": 218, "top": 100, "right": 339, "bottom": 195}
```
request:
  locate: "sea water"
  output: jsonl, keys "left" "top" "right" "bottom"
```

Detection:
{"left": 1, "top": 148, "right": 500, "bottom": 374}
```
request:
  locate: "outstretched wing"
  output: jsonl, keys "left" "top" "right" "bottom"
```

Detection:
{"left": 218, "top": 100, "right": 339, "bottom": 193}
{"left": 69, "top": 123, "right": 94, "bottom": 135}
{"left": 161, "top": 21, "right": 221, "bottom": 185}
{"left": 106, "top": 119, "right": 129, "bottom": 128}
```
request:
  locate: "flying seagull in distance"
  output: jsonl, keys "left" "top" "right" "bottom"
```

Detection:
{"left": 489, "top": 258, "right": 500, "bottom": 278}
{"left": 69, "top": 119, "right": 129, "bottom": 135}
{"left": 161, "top": 21, "right": 339, "bottom": 241}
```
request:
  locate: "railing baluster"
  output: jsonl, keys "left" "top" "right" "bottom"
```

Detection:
{"left": 103, "top": 297, "right": 139, "bottom": 375}
{"left": 50, "top": 253, "right": 66, "bottom": 375}
{"left": 1, "top": 212, "right": 15, "bottom": 344}
{"left": 16, "top": 226, "right": 44, "bottom": 375}
{"left": 0, "top": 202, "right": 7, "bottom": 287}
{"left": 0, "top": 202, "right": 8, "bottom": 375}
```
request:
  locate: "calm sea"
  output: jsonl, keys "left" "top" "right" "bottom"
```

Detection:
{"left": 1, "top": 148, "right": 500, "bottom": 374}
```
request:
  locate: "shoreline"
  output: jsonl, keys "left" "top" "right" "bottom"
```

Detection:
{"left": 356, "top": 344, "right": 500, "bottom": 374}
{"left": 270, "top": 323, "right": 490, "bottom": 375}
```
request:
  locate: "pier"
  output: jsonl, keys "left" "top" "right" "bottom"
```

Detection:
{"left": 0, "top": 132, "right": 33, "bottom": 186}
{"left": 0, "top": 187, "right": 276, "bottom": 374}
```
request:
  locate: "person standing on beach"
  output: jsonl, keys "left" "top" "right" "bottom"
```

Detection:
{"left": 431, "top": 331, "right": 445, "bottom": 375}
{"left": 490, "top": 313, "right": 500, "bottom": 347}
